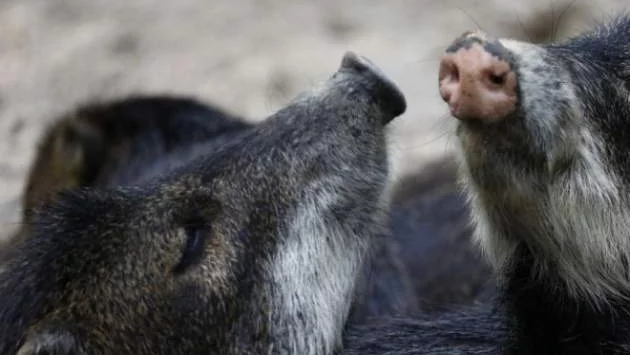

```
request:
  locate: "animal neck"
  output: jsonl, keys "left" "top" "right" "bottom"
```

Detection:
{"left": 465, "top": 167, "right": 630, "bottom": 353}
{"left": 501, "top": 245, "right": 630, "bottom": 355}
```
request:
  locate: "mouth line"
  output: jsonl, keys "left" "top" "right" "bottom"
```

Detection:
{"left": 455, "top": 118, "right": 532, "bottom": 156}
{"left": 455, "top": 117, "right": 496, "bottom": 135}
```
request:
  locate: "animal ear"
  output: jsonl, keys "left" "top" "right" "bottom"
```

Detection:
{"left": 22, "top": 116, "right": 105, "bottom": 226}
{"left": 17, "top": 329, "right": 83, "bottom": 355}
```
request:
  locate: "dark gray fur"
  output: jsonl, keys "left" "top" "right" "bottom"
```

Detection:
{"left": 0, "top": 53, "right": 407, "bottom": 354}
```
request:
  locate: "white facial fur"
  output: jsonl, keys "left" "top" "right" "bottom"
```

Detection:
{"left": 456, "top": 38, "right": 630, "bottom": 305}
{"left": 268, "top": 175, "right": 387, "bottom": 354}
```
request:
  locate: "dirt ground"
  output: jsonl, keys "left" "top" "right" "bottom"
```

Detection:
{"left": 0, "top": 0, "right": 627, "bottom": 241}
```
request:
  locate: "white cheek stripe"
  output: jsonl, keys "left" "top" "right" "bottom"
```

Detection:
{"left": 460, "top": 40, "right": 630, "bottom": 305}
{"left": 267, "top": 179, "right": 384, "bottom": 354}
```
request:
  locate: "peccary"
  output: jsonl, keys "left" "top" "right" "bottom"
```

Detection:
{"left": 0, "top": 52, "right": 407, "bottom": 354}
{"left": 345, "top": 14, "right": 630, "bottom": 355}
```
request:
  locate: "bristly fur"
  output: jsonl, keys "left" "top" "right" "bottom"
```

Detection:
{"left": 0, "top": 53, "right": 406, "bottom": 354}
{"left": 456, "top": 37, "right": 628, "bottom": 307}
{"left": 345, "top": 13, "right": 630, "bottom": 355}
{"left": 456, "top": 13, "right": 630, "bottom": 353}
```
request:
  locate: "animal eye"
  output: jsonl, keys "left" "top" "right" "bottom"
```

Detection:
{"left": 173, "top": 219, "right": 208, "bottom": 274}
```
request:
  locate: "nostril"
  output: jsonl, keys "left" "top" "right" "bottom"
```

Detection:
{"left": 438, "top": 57, "right": 462, "bottom": 104}
{"left": 439, "top": 57, "right": 460, "bottom": 84}
{"left": 451, "top": 65, "right": 460, "bottom": 82}
{"left": 488, "top": 72, "right": 505, "bottom": 86}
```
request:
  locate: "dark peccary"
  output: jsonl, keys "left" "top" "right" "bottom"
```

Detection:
{"left": 0, "top": 52, "right": 407, "bottom": 354}
{"left": 12, "top": 94, "right": 493, "bottom": 331}
{"left": 349, "top": 157, "right": 494, "bottom": 323}
{"left": 19, "top": 96, "right": 251, "bottom": 235}
{"left": 345, "top": 14, "right": 630, "bottom": 355}
{"left": 14, "top": 95, "right": 423, "bottom": 326}
{"left": 388, "top": 158, "right": 494, "bottom": 310}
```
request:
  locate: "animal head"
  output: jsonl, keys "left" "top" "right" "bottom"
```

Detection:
{"left": 440, "top": 16, "right": 630, "bottom": 304}
{"left": 0, "top": 52, "right": 406, "bottom": 355}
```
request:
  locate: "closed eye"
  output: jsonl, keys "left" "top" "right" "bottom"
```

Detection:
{"left": 173, "top": 219, "right": 208, "bottom": 274}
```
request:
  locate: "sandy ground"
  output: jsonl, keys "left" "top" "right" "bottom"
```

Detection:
{"left": 0, "top": 0, "right": 628, "bottom": 241}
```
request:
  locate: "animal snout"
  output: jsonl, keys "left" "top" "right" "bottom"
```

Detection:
{"left": 438, "top": 31, "right": 518, "bottom": 122}
{"left": 339, "top": 51, "right": 407, "bottom": 120}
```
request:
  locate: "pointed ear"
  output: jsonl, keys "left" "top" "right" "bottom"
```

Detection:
{"left": 23, "top": 116, "right": 105, "bottom": 226}
{"left": 17, "top": 328, "right": 83, "bottom": 355}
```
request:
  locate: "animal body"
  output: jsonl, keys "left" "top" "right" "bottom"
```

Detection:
{"left": 345, "top": 14, "right": 630, "bottom": 355}
{"left": 0, "top": 52, "right": 408, "bottom": 355}
{"left": 6, "top": 60, "right": 494, "bottom": 347}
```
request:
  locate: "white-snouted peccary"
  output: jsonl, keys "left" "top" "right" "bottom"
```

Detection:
{"left": 345, "top": 13, "right": 630, "bottom": 355}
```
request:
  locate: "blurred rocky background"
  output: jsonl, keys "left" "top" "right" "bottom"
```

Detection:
{"left": 0, "top": 0, "right": 627, "bottom": 240}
